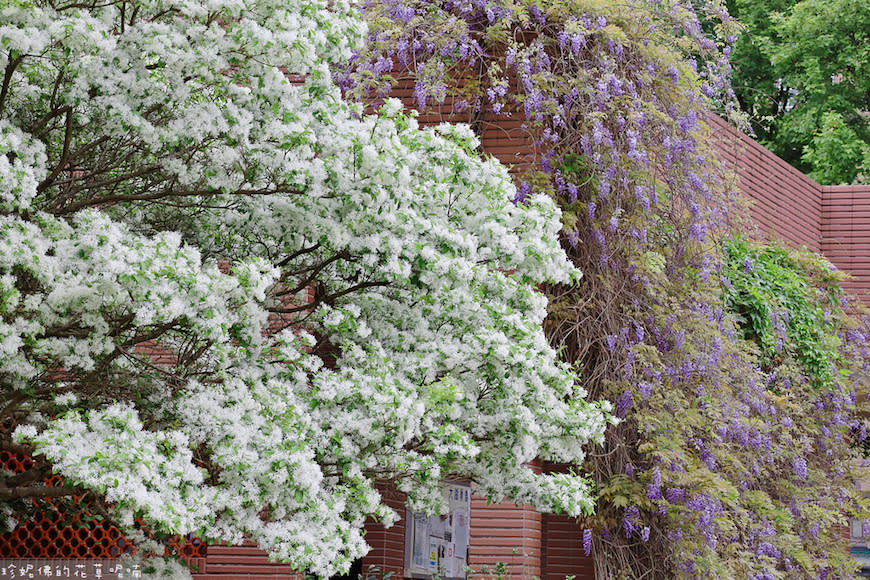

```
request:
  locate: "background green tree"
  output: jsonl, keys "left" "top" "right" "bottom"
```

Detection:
{"left": 728, "top": 0, "right": 870, "bottom": 184}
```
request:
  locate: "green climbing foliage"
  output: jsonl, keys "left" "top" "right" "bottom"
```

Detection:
{"left": 723, "top": 238, "right": 844, "bottom": 389}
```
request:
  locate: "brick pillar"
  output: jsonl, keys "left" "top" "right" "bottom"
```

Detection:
{"left": 467, "top": 497, "right": 542, "bottom": 580}
{"left": 361, "top": 485, "right": 407, "bottom": 578}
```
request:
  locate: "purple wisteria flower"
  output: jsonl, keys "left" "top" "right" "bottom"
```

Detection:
{"left": 609, "top": 216, "right": 619, "bottom": 232}
{"left": 591, "top": 228, "right": 606, "bottom": 249}
{"left": 634, "top": 322, "right": 645, "bottom": 343}
{"left": 567, "top": 230, "right": 580, "bottom": 248}
{"left": 647, "top": 478, "right": 662, "bottom": 501}
{"left": 513, "top": 181, "right": 533, "bottom": 205}
{"left": 666, "top": 487, "right": 685, "bottom": 504}
{"left": 617, "top": 390, "right": 633, "bottom": 417}
{"left": 583, "top": 528, "right": 592, "bottom": 556}
{"left": 638, "top": 381, "right": 653, "bottom": 399}
{"left": 793, "top": 457, "right": 808, "bottom": 480}
{"left": 701, "top": 449, "right": 716, "bottom": 470}
{"left": 623, "top": 505, "right": 640, "bottom": 538}
{"left": 756, "top": 542, "right": 780, "bottom": 559}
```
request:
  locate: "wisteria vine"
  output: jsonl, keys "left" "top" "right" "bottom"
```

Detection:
{"left": 344, "top": 0, "right": 870, "bottom": 577}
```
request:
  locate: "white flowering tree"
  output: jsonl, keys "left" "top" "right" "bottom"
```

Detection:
{"left": 0, "top": 0, "right": 610, "bottom": 575}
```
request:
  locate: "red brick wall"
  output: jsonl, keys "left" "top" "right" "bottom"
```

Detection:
{"left": 821, "top": 185, "right": 870, "bottom": 300}
{"left": 361, "top": 485, "right": 408, "bottom": 577}
{"left": 477, "top": 112, "right": 538, "bottom": 176}
{"left": 467, "top": 498, "right": 542, "bottom": 579}
{"left": 362, "top": 488, "right": 549, "bottom": 580}
{"left": 705, "top": 115, "right": 823, "bottom": 253}
{"left": 384, "top": 78, "right": 538, "bottom": 177}
{"left": 707, "top": 115, "right": 870, "bottom": 300}
{"left": 191, "top": 545, "right": 298, "bottom": 579}
{"left": 217, "top": 496, "right": 596, "bottom": 580}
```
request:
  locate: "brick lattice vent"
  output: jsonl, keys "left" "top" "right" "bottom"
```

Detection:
{"left": 0, "top": 449, "right": 206, "bottom": 561}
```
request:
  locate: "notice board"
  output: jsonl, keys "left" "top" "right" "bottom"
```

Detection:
{"left": 404, "top": 481, "right": 471, "bottom": 579}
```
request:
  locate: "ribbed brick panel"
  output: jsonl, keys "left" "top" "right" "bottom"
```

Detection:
{"left": 191, "top": 545, "right": 299, "bottom": 579}
{"left": 468, "top": 497, "right": 541, "bottom": 579}
{"left": 822, "top": 185, "right": 870, "bottom": 300}
{"left": 387, "top": 75, "right": 537, "bottom": 177}
{"left": 479, "top": 111, "right": 537, "bottom": 176}
{"left": 541, "top": 513, "right": 594, "bottom": 580}
{"left": 361, "top": 486, "right": 408, "bottom": 577}
{"left": 706, "top": 115, "right": 822, "bottom": 252}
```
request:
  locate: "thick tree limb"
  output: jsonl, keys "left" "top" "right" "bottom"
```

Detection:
{"left": 0, "top": 484, "right": 85, "bottom": 499}
{"left": 0, "top": 54, "right": 25, "bottom": 119}
{"left": 269, "top": 281, "right": 390, "bottom": 314}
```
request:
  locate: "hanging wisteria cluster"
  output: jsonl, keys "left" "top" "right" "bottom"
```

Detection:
{"left": 346, "top": 0, "right": 870, "bottom": 577}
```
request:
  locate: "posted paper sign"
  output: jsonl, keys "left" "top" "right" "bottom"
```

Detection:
{"left": 405, "top": 482, "right": 471, "bottom": 579}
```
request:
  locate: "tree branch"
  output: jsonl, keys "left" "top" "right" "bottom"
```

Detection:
{"left": 276, "top": 243, "right": 321, "bottom": 268}
{"left": 0, "top": 484, "right": 85, "bottom": 500}
{"left": 0, "top": 392, "right": 28, "bottom": 424}
{"left": 36, "top": 107, "right": 74, "bottom": 196}
{"left": 0, "top": 463, "right": 52, "bottom": 489}
{"left": 276, "top": 251, "right": 350, "bottom": 297}
{"left": 51, "top": 182, "right": 302, "bottom": 215}
{"left": 269, "top": 281, "right": 390, "bottom": 314}
{"left": 32, "top": 105, "right": 73, "bottom": 138}
{"left": 0, "top": 54, "right": 25, "bottom": 119}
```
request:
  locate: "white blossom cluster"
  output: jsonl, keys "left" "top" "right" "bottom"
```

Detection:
{"left": 0, "top": 0, "right": 610, "bottom": 576}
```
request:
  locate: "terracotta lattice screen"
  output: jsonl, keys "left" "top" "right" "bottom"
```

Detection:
{"left": 0, "top": 449, "right": 207, "bottom": 565}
